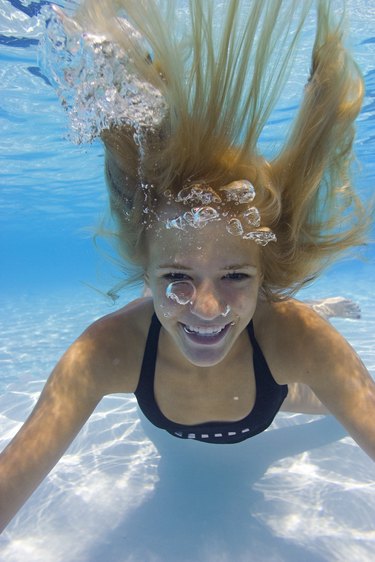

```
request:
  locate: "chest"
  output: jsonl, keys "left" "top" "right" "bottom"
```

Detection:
{"left": 153, "top": 342, "right": 256, "bottom": 425}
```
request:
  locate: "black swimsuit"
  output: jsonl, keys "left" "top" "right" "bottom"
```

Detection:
{"left": 135, "top": 313, "right": 288, "bottom": 444}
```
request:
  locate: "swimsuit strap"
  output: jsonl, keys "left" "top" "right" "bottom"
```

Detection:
{"left": 247, "top": 318, "right": 288, "bottom": 413}
{"left": 247, "top": 319, "right": 273, "bottom": 388}
{"left": 136, "top": 312, "right": 161, "bottom": 397}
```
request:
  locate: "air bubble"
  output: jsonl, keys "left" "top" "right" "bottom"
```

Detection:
{"left": 242, "top": 229, "right": 277, "bottom": 245}
{"left": 226, "top": 218, "right": 243, "bottom": 236}
{"left": 163, "top": 311, "right": 173, "bottom": 318}
{"left": 166, "top": 281, "right": 196, "bottom": 305}
{"left": 220, "top": 180, "right": 256, "bottom": 204}
{"left": 221, "top": 305, "right": 231, "bottom": 317}
{"left": 166, "top": 206, "right": 220, "bottom": 231}
{"left": 242, "top": 207, "right": 261, "bottom": 227}
{"left": 183, "top": 211, "right": 194, "bottom": 227}
{"left": 191, "top": 206, "right": 220, "bottom": 227}
{"left": 165, "top": 216, "right": 186, "bottom": 230}
{"left": 176, "top": 185, "right": 221, "bottom": 205}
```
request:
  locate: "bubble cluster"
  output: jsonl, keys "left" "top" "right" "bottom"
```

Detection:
{"left": 40, "top": 7, "right": 276, "bottom": 248}
{"left": 164, "top": 180, "right": 277, "bottom": 245}
{"left": 40, "top": 5, "right": 167, "bottom": 144}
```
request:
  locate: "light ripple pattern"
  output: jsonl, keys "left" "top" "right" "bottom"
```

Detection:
{"left": 0, "top": 0, "right": 374, "bottom": 560}
{"left": 0, "top": 276, "right": 374, "bottom": 562}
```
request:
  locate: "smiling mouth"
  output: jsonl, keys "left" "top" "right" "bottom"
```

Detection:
{"left": 180, "top": 322, "right": 231, "bottom": 344}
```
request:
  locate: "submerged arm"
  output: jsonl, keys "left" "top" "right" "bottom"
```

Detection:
{"left": 307, "top": 336, "right": 375, "bottom": 461}
{"left": 276, "top": 304, "right": 375, "bottom": 461}
{"left": 0, "top": 330, "right": 107, "bottom": 532}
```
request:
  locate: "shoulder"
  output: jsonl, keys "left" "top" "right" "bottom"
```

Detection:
{"left": 85, "top": 295, "right": 154, "bottom": 341}
{"left": 65, "top": 297, "right": 155, "bottom": 395}
{"left": 253, "top": 297, "right": 357, "bottom": 385}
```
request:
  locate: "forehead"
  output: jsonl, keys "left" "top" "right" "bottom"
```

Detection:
{"left": 146, "top": 205, "right": 260, "bottom": 267}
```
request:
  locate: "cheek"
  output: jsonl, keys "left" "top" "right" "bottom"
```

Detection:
{"left": 221, "top": 282, "right": 259, "bottom": 313}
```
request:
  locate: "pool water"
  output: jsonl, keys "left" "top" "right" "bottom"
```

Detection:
{"left": 0, "top": 1, "right": 374, "bottom": 561}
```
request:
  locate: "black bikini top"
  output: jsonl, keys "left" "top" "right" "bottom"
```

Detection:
{"left": 134, "top": 313, "right": 288, "bottom": 444}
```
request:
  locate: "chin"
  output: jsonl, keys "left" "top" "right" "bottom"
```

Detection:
{"left": 180, "top": 343, "right": 231, "bottom": 367}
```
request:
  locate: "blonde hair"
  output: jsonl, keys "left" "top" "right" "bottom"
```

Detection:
{"left": 75, "top": 0, "right": 370, "bottom": 299}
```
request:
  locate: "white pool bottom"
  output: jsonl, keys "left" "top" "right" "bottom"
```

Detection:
{"left": 0, "top": 272, "right": 374, "bottom": 562}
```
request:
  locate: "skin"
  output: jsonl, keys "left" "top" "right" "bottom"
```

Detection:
{"left": 0, "top": 207, "right": 374, "bottom": 532}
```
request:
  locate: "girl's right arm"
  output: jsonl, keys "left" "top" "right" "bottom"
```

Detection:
{"left": 0, "top": 325, "right": 110, "bottom": 532}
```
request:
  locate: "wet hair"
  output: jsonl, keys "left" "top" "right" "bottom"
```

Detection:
{"left": 74, "top": 0, "right": 371, "bottom": 299}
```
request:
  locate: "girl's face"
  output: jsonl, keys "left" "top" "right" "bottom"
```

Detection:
{"left": 145, "top": 208, "right": 262, "bottom": 367}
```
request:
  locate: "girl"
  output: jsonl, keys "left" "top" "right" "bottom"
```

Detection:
{"left": 1, "top": 0, "right": 374, "bottom": 533}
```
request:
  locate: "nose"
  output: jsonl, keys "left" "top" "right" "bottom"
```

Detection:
{"left": 190, "top": 280, "right": 226, "bottom": 320}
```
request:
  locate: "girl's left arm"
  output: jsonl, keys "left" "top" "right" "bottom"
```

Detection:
{"left": 312, "top": 363, "right": 375, "bottom": 461}
{"left": 269, "top": 301, "right": 375, "bottom": 461}
{"left": 300, "top": 318, "right": 375, "bottom": 461}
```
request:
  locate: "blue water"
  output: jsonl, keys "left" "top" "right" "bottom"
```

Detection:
{"left": 0, "top": 1, "right": 374, "bottom": 561}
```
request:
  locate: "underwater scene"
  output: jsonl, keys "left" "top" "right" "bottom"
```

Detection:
{"left": 1, "top": 1, "right": 375, "bottom": 561}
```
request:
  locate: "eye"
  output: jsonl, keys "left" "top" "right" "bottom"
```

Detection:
{"left": 162, "top": 272, "right": 191, "bottom": 281}
{"left": 223, "top": 272, "right": 251, "bottom": 281}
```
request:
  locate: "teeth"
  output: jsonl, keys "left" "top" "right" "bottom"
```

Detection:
{"left": 183, "top": 325, "right": 225, "bottom": 336}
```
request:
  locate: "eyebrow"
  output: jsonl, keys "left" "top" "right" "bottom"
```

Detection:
{"left": 157, "top": 263, "right": 258, "bottom": 271}
{"left": 222, "top": 264, "right": 258, "bottom": 271}
{"left": 157, "top": 264, "right": 192, "bottom": 270}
